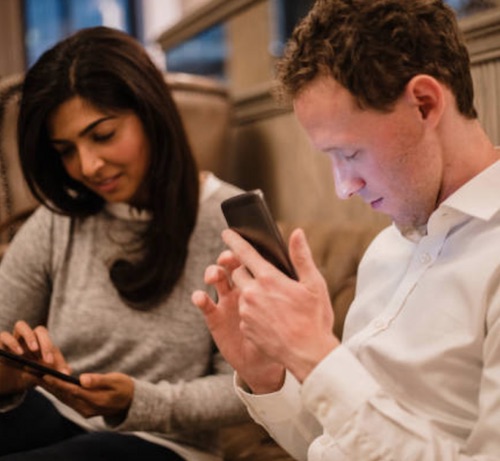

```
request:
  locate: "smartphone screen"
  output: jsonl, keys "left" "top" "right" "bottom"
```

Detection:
{"left": 0, "top": 348, "right": 81, "bottom": 385}
{"left": 221, "top": 190, "right": 297, "bottom": 279}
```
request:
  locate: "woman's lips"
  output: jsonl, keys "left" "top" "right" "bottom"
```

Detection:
{"left": 90, "top": 173, "right": 122, "bottom": 193}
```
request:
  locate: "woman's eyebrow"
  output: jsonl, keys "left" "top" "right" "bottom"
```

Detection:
{"left": 78, "top": 116, "right": 115, "bottom": 137}
{"left": 51, "top": 116, "right": 116, "bottom": 143}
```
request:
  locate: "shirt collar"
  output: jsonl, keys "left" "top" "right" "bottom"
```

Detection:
{"left": 442, "top": 159, "right": 500, "bottom": 221}
{"left": 400, "top": 157, "right": 500, "bottom": 243}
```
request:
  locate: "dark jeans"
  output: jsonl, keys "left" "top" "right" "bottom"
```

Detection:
{"left": 0, "top": 390, "right": 184, "bottom": 460}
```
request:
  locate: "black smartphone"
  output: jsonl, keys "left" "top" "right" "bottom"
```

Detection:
{"left": 0, "top": 348, "right": 81, "bottom": 385}
{"left": 221, "top": 190, "right": 297, "bottom": 279}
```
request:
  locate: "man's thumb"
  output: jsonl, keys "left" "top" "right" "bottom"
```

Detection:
{"left": 288, "top": 228, "right": 319, "bottom": 284}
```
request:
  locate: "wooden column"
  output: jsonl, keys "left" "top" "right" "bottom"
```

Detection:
{"left": 0, "top": 0, "right": 25, "bottom": 77}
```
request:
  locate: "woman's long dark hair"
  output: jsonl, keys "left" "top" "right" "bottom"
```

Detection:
{"left": 18, "top": 26, "right": 200, "bottom": 309}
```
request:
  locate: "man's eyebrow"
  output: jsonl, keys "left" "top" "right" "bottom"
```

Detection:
{"left": 51, "top": 116, "right": 116, "bottom": 143}
{"left": 318, "top": 145, "right": 342, "bottom": 154}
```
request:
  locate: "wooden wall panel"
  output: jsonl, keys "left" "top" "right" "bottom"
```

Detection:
{"left": 0, "top": 0, "right": 25, "bottom": 77}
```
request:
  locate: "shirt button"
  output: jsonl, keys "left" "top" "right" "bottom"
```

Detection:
{"left": 316, "top": 399, "right": 330, "bottom": 418}
{"left": 373, "top": 319, "right": 386, "bottom": 330}
{"left": 319, "top": 436, "right": 330, "bottom": 446}
{"left": 419, "top": 252, "right": 432, "bottom": 264}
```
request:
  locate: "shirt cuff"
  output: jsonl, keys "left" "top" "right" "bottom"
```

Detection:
{"left": 235, "top": 370, "right": 303, "bottom": 423}
{"left": 301, "top": 344, "right": 380, "bottom": 435}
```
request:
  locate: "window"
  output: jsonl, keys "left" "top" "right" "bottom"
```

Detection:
{"left": 270, "top": 0, "right": 314, "bottom": 57}
{"left": 162, "top": 0, "right": 315, "bottom": 81}
{"left": 157, "top": 0, "right": 500, "bottom": 83}
{"left": 165, "top": 24, "right": 227, "bottom": 80}
{"left": 23, "top": 0, "right": 139, "bottom": 68}
{"left": 445, "top": 0, "right": 498, "bottom": 17}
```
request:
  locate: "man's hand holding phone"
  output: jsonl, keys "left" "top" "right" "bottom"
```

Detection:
{"left": 192, "top": 242, "right": 287, "bottom": 394}
{"left": 194, "top": 191, "right": 338, "bottom": 391}
{"left": 220, "top": 226, "right": 339, "bottom": 383}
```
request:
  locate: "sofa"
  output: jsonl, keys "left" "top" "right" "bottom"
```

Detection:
{"left": 0, "top": 72, "right": 386, "bottom": 460}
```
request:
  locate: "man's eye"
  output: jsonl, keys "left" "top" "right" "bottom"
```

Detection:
{"left": 346, "top": 150, "right": 360, "bottom": 160}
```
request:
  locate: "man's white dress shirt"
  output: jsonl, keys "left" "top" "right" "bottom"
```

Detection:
{"left": 237, "top": 160, "right": 500, "bottom": 460}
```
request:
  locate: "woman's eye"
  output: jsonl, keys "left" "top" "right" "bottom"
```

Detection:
{"left": 56, "top": 145, "right": 75, "bottom": 158}
{"left": 93, "top": 131, "right": 114, "bottom": 142}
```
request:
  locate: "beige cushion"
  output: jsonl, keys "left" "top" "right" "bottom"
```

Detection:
{"left": 0, "top": 73, "right": 38, "bottom": 249}
{"left": 167, "top": 72, "right": 232, "bottom": 178}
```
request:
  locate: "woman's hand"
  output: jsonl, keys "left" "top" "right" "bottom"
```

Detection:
{"left": 40, "top": 372, "right": 134, "bottom": 419}
{"left": 0, "top": 355, "right": 41, "bottom": 395}
{"left": 0, "top": 320, "right": 69, "bottom": 396}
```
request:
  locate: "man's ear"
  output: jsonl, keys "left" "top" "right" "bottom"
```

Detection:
{"left": 404, "top": 75, "right": 444, "bottom": 127}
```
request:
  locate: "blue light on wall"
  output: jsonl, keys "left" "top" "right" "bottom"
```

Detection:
{"left": 165, "top": 25, "right": 227, "bottom": 80}
{"left": 24, "top": 0, "right": 137, "bottom": 68}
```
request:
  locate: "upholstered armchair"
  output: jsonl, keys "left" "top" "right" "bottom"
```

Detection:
{"left": 0, "top": 74, "right": 38, "bottom": 256}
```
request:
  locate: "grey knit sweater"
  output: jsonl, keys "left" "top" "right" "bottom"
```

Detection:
{"left": 0, "top": 175, "right": 248, "bottom": 460}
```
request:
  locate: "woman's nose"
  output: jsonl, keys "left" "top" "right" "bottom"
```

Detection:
{"left": 78, "top": 147, "right": 105, "bottom": 177}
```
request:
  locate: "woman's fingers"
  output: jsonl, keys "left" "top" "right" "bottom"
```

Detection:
{"left": 32, "top": 326, "right": 57, "bottom": 364}
{"left": 13, "top": 320, "right": 40, "bottom": 354}
{"left": 0, "top": 330, "right": 24, "bottom": 354}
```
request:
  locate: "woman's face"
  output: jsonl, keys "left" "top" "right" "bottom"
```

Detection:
{"left": 48, "top": 96, "right": 151, "bottom": 207}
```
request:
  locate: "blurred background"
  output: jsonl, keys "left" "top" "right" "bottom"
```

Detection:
{"left": 0, "top": 0, "right": 499, "bottom": 229}
{"left": 1, "top": 0, "right": 498, "bottom": 81}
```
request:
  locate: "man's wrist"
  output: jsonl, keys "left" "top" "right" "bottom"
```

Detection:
{"left": 239, "top": 366, "right": 286, "bottom": 395}
{"left": 288, "top": 335, "right": 340, "bottom": 383}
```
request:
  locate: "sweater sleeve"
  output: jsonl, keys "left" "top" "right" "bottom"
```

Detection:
{"left": 0, "top": 207, "right": 54, "bottom": 411}
{"left": 107, "top": 352, "right": 249, "bottom": 433}
{"left": 0, "top": 206, "right": 53, "bottom": 332}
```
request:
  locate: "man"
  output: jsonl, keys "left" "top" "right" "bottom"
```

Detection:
{"left": 192, "top": 0, "right": 500, "bottom": 459}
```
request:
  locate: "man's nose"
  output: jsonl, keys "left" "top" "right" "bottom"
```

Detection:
{"left": 332, "top": 162, "right": 365, "bottom": 200}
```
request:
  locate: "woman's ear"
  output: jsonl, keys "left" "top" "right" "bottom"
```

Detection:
{"left": 404, "top": 75, "right": 445, "bottom": 127}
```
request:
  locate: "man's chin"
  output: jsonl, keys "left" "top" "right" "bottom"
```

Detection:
{"left": 395, "top": 221, "right": 428, "bottom": 241}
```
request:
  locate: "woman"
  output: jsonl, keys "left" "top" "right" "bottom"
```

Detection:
{"left": 0, "top": 26, "right": 246, "bottom": 461}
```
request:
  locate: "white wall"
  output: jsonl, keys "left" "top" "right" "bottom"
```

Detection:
{"left": 141, "top": 0, "right": 183, "bottom": 42}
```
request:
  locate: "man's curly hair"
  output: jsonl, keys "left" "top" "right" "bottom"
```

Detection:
{"left": 275, "top": 0, "right": 477, "bottom": 118}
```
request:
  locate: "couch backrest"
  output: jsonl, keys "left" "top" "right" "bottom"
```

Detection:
{"left": 166, "top": 72, "right": 232, "bottom": 179}
{"left": 0, "top": 74, "right": 38, "bottom": 246}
